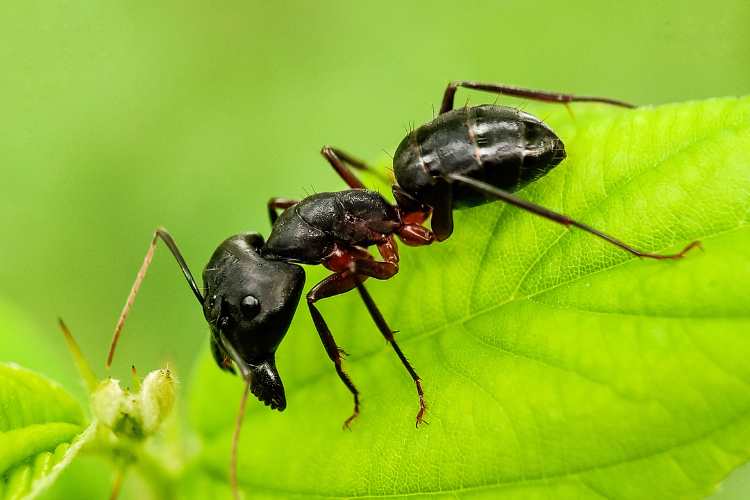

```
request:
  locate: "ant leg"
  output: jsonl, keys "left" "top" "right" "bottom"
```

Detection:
{"left": 393, "top": 185, "right": 431, "bottom": 224}
{"left": 398, "top": 224, "right": 435, "bottom": 247}
{"left": 448, "top": 173, "right": 701, "bottom": 259}
{"left": 107, "top": 227, "right": 203, "bottom": 368}
{"left": 351, "top": 276, "right": 427, "bottom": 427}
{"left": 351, "top": 258, "right": 398, "bottom": 280}
{"left": 440, "top": 80, "right": 636, "bottom": 114}
{"left": 346, "top": 257, "right": 426, "bottom": 426}
{"left": 321, "top": 146, "right": 392, "bottom": 188}
{"left": 392, "top": 186, "right": 437, "bottom": 246}
{"left": 425, "top": 178, "right": 454, "bottom": 241}
{"left": 377, "top": 235, "right": 399, "bottom": 265}
{"left": 315, "top": 247, "right": 425, "bottom": 426}
{"left": 267, "top": 197, "right": 298, "bottom": 225}
{"left": 306, "top": 273, "right": 363, "bottom": 429}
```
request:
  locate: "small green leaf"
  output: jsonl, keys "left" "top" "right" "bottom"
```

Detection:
{"left": 188, "top": 97, "right": 750, "bottom": 499}
{"left": 0, "top": 363, "right": 93, "bottom": 499}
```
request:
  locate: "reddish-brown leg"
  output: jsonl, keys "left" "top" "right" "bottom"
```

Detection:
{"left": 346, "top": 255, "right": 426, "bottom": 426}
{"left": 440, "top": 80, "right": 636, "bottom": 114}
{"left": 307, "top": 272, "right": 362, "bottom": 429}
{"left": 398, "top": 224, "right": 435, "bottom": 247}
{"left": 449, "top": 173, "right": 702, "bottom": 259}
{"left": 310, "top": 245, "right": 403, "bottom": 428}
{"left": 425, "top": 178, "right": 455, "bottom": 241}
{"left": 377, "top": 235, "right": 399, "bottom": 264}
{"left": 352, "top": 277, "right": 427, "bottom": 427}
{"left": 393, "top": 185, "right": 432, "bottom": 225}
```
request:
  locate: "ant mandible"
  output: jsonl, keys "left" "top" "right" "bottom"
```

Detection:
{"left": 108, "top": 80, "right": 701, "bottom": 435}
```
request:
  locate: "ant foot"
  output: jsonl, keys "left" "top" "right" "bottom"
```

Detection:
{"left": 415, "top": 396, "right": 428, "bottom": 427}
{"left": 663, "top": 240, "right": 703, "bottom": 260}
{"left": 678, "top": 240, "right": 703, "bottom": 257}
{"left": 640, "top": 239, "right": 703, "bottom": 260}
{"left": 342, "top": 406, "right": 360, "bottom": 431}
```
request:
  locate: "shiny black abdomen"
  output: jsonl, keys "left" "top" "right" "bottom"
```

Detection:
{"left": 264, "top": 190, "right": 400, "bottom": 264}
{"left": 393, "top": 105, "right": 566, "bottom": 207}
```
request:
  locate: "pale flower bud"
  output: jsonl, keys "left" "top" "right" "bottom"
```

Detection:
{"left": 140, "top": 368, "right": 177, "bottom": 434}
{"left": 89, "top": 368, "right": 176, "bottom": 439}
{"left": 90, "top": 378, "right": 126, "bottom": 429}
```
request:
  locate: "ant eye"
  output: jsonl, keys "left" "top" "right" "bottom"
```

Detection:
{"left": 240, "top": 295, "right": 260, "bottom": 317}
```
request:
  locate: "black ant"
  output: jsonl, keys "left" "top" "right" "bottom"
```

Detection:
{"left": 107, "top": 80, "right": 700, "bottom": 497}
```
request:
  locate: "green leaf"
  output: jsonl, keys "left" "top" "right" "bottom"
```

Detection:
{"left": 187, "top": 97, "right": 750, "bottom": 499}
{"left": 0, "top": 363, "right": 93, "bottom": 499}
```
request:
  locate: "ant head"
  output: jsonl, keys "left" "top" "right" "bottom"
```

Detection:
{"left": 202, "top": 233, "right": 305, "bottom": 410}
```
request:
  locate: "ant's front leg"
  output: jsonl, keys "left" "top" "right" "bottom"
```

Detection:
{"left": 439, "top": 80, "right": 636, "bottom": 114}
{"left": 307, "top": 272, "right": 363, "bottom": 429}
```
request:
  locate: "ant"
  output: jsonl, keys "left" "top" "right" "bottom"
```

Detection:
{"left": 107, "top": 80, "right": 700, "bottom": 497}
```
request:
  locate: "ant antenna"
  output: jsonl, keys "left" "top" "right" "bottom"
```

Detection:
{"left": 107, "top": 232, "right": 159, "bottom": 367}
{"left": 231, "top": 381, "right": 251, "bottom": 500}
{"left": 215, "top": 331, "right": 253, "bottom": 500}
{"left": 107, "top": 228, "right": 203, "bottom": 368}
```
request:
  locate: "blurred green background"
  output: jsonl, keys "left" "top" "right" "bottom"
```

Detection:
{"left": 0, "top": 0, "right": 748, "bottom": 498}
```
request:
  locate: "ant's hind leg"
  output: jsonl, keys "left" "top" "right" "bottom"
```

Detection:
{"left": 321, "top": 146, "right": 392, "bottom": 189}
{"left": 439, "top": 80, "right": 636, "bottom": 114}
{"left": 448, "top": 173, "right": 702, "bottom": 260}
{"left": 306, "top": 272, "right": 363, "bottom": 429}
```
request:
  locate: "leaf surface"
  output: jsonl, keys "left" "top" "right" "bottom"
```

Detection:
{"left": 0, "top": 363, "right": 92, "bottom": 499}
{"left": 188, "top": 97, "right": 750, "bottom": 499}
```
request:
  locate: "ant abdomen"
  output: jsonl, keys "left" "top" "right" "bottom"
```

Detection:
{"left": 394, "top": 104, "right": 566, "bottom": 208}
